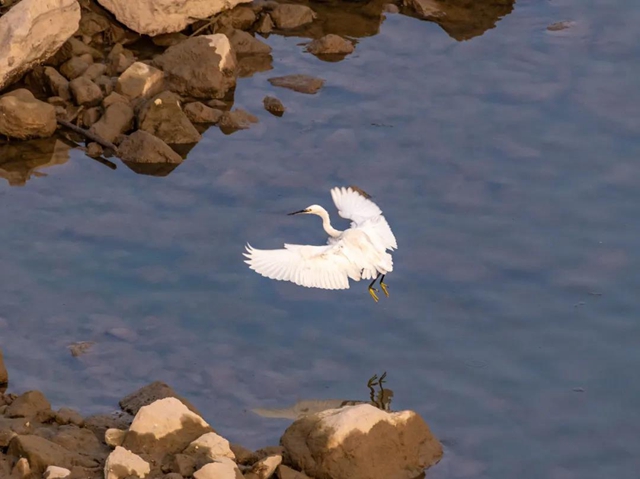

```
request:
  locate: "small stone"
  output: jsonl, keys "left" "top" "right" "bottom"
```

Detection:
{"left": 218, "top": 109, "right": 258, "bottom": 132}
{"left": 0, "top": 429, "right": 17, "bottom": 447}
{"left": 67, "top": 37, "right": 104, "bottom": 61}
{"left": 168, "top": 454, "right": 196, "bottom": 477}
{"left": 83, "top": 411, "right": 133, "bottom": 442}
{"left": 5, "top": 391, "right": 51, "bottom": 419}
{"left": 244, "top": 455, "right": 281, "bottom": 479}
{"left": 77, "top": 53, "right": 94, "bottom": 65}
{"left": 216, "top": 6, "right": 256, "bottom": 30}
{"left": 69, "top": 76, "right": 103, "bottom": 106}
{"left": 306, "top": 34, "right": 355, "bottom": 56}
{"left": 67, "top": 341, "right": 94, "bottom": 357}
{"left": 59, "top": 57, "right": 91, "bottom": 80}
{"left": 547, "top": 20, "right": 575, "bottom": 31}
{"left": 184, "top": 432, "right": 235, "bottom": 462}
{"left": 268, "top": 74, "right": 324, "bottom": 94}
{"left": 163, "top": 474, "right": 183, "bottom": 479}
{"left": 137, "top": 91, "right": 202, "bottom": 145}
{"left": 103, "top": 92, "right": 130, "bottom": 108}
{"left": 95, "top": 76, "right": 117, "bottom": 96}
{"left": 270, "top": 4, "right": 316, "bottom": 29}
{"left": 89, "top": 102, "right": 134, "bottom": 143}
{"left": 193, "top": 460, "right": 243, "bottom": 479}
{"left": 104, "top": 446, "right": 150, "bottom": 479}
{"left": 116, "top": 62, "right": 165, "bottom": 100}
{"left": 81, "top": 107, "right": 102, "bottom": 128}
{"left": 206, "top": 99, "right": 229, "bottom": 110}
{"left": 83, "top": 63, "right": 107, "bottom": 81}
{"left": 44, "top": 67, "right": 71, "bottom": 100}
{"left": 152, "top": 33, "right": 188, "bottom": 47}
{"left": 12, "top": 457, "right": 30, "bottom": 478}
{"left": 105, "top": 428, "right": 127, "bottom": 447}
{"left": 184, "top": 102, "right": 223, "bottom": 124}
{"left": 256, "top": 14, "right": 274, "bottom": 34}
{"left": 263, "top": 96, "right": 285, "bottom": 117}
{"left": 55, "top": 408, "right": 84, "bottom": 427}
{"left": 44, "top": 465, "right": 72, "bottom": 479}
{"left": 47, "top": 96, "right": 68, "bottom": 107}
{"left": 230, "top": 443, "right": 255, "bottom": 465}
{"left": 0, "top": 89, "right": 57, "bottom": 139}
{"left": 86, "top": 142, "right": 104, "bottom": 158}
{"left": 276, "top": 465, "right": 312, "bottom": 479}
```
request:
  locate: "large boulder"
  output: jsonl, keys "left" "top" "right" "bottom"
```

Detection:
{"left": 96, "top": 0, "right": 252, "bottom": 36}
{"left": 280, "top": 404, "right": 443, "bottom": 479}
{"left": 153, "top": 34, "right": 237, "bottom": 100}
{"left": 0, "top": 89, "right": 57, "bottom": 140}
{"left": 7, "top": 435, "right": 99, "bottom": 474}
{"left": 122, "top": 397, "right": 212, "bottom": 456}
{"left": 0, "top": 0, "right": 81, "bottom": 91}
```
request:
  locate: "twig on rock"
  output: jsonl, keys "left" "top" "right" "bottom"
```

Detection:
{"left": 56, "top": 119, "right": 118, "bottom": 153}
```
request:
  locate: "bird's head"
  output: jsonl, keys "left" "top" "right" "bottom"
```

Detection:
{"left": 288, "top": 204, "right": 324, "bottom": 216}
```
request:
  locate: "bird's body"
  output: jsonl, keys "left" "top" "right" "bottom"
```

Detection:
{"left": 243, "top": 186, "right": 397, "bottom": 301}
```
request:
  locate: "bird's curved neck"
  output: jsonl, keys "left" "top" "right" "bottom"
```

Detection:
{"left": 316, "top": 209, "right": 342, "bottom": 238}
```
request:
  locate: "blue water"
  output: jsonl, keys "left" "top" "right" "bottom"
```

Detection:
{"left": 1, "top": 1, "right": 640, "bottom": 478}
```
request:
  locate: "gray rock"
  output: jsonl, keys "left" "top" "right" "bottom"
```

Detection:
{"left": 117, "top": 130, "right": 182, "bottom": 164}
{"left": 137, "top": 91, "right": 201, "bottom": 144}
{"left": 69, "top": 76, "right": 103, "bottom": 106}
{"left": 153, "top": 34, "right": 237, "bottom": 99}
{"left": 0, "top": 89, "right": 57, "bottom": 140}
{"left": 268, "top": 74, "right": 324, "bottom": 94}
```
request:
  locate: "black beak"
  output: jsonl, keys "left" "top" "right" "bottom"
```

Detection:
{"left": 288, "top": 209, "right": 308, "bottom": 216}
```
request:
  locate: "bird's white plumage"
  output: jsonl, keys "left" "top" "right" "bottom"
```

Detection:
{"left": 244, "top": 187, "right": 397, "bottom": 290}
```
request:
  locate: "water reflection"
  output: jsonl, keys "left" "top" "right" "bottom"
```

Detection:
{"left": 0, "top": 137, "right": 70, "bottom": 186}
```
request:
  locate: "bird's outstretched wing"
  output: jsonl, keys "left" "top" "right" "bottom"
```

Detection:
{"left": 243, "top": 242, "right": 360, "bottom": 290}
{"left": 330, "top": 186, "right": 397, "bottom": 250}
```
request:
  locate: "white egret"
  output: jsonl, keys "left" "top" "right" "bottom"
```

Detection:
{"left": 243, "top": 186, "right": 397, "bottom": 302}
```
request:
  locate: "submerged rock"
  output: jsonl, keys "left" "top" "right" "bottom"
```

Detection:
{"left": 0, "top": 89, "right": 57, "bottom": 140}
{"left": 280, "top": 404, "right": 443, "bottom": 479}
{"left": 263, "top": 96, "right": 285, "bottom": 117}
{"left": 137, "top": 91, "right": 202, "bottom": 145}
{"left": 153, "top": 34, "right": 237, "bottom": 100}
{"left": 268, "top": 74, "right": 324, "bottom": 94}
{"left": 117, "top": 130, "right": 182, "bottom": 164}
{"left": 95, "top": 0, "right": 252, "bottom": 36}
{"left": 218, "top": 109, "right": 258, "bottom": 133}
{"left": 0, "top": 0, "right": 81, "bottom": 91}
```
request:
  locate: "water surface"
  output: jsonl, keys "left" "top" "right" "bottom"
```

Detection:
{"left": 1, "top": 1, "right": 640, "bottom": 478}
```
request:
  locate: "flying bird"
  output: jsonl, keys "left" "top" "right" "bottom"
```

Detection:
{"left": 243, "top": 186, "right": 397, "bottom": 302}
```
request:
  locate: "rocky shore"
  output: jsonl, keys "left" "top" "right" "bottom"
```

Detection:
{"left": 0, "top": 348, "right": 443, "bottom": 479}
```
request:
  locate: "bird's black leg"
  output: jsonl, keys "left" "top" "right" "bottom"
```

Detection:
{"left": 379, "top": 274, "right": 389, "bottom": 297}
{"left": 368, "top": 273, "right": 381, "bottom": 302}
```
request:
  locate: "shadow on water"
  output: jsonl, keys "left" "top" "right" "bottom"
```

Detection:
{"left": 0, "top": 0, "right": 516, "bottom": 185}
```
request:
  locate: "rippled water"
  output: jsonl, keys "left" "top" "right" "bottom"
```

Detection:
{"left": 2, "top": 1, "right": 640, "bottom": 478}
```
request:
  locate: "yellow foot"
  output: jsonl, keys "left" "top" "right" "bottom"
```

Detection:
{"left": 380, "top": 281, "right": 389, "bottom": 297}
{"left": 368, "top": 286, "right": 379, "bottom": 302}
